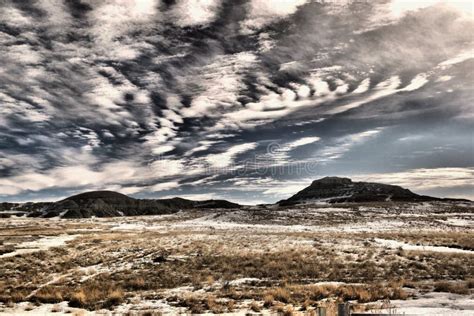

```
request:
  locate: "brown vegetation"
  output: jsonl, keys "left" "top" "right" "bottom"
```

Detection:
{"left": 0, "top": 205, "right": 472, "bottom": 314}
{"left": 434, "top": 281, "right": 470, "bottom": 294}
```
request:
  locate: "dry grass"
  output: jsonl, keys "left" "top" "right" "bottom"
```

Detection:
{"left": 275, "top": 304, "right": 295, "bottom": 316}
{"left": 124, "top": 277, "right": 147, "bottom": 291}
{"left": 61, "top": 281, "right": 125, "bottom": 310}
{"left": 261, "top": 283, "right": 408, "bottom": 306}
{"left": 268, "top": 287, "right": 291, "bottom": 303}
{"left": 250, "top": 301, "right": 261, "bottom": 312}
{"left": 0, "top": 206, "right": 472, "bottom": 314}
{"left": 434, "top": 281, "right": 470, "bottom": 294}
{"left": 32, "top": 286, "right": 64, "bottom": 303}
{"left": 0, "top": 287, "right": 28, "bottom": 304}
{"left": 263, "top": 294, "right": 275, "bottom": 307}
{"left": 467, "top": 279, "right": 474, "bottom": 288}
{"left": 369, "top": 231, "right": 474, "bottom": 250}
{"left": 173, "top": 294, "right": 229, "bottom": 314}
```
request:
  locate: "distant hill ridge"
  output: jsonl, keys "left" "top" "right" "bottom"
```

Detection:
{"left": 278, "top": 176, "right": 451, "bottom": 205}
{"left": 27, "top": 190, "right": 240, "bottom": 218}
{"left": 1, "top": 177, "right": 470, "bottom": 218}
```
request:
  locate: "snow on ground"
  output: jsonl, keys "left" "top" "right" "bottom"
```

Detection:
{"left": 228, "top": 278, "right": 261, "bottom": 286}
{"left": 0, "top": 302, "right": 93, "bottom": 315}
{"left": 167, "top": 212, "right": 411, "bottom": 233}
{"left": 374, "top": 238, "right": 474, "bottom": 254}
{"left": 276, "top": 207, "right": 352, "bottom": 214}
{"left": 174, "top": 213, "right": 319, "bottom": 232}
{"left": 377, "top": 292, "right": 474, "bottom": 316}
{"left": 444, "top": 218, "right": 474, "bottom": 227}
{"left": 0, "top": 234, "right": 78, "bottom": 258}
{"left": 115, "top": 298, "right": 187, "bottom": 315}
{"left": 110, "top": 222, "right": 148, "bottom": 231}
{"left": 107, "top": 208, "right": 469, "bottom": 233}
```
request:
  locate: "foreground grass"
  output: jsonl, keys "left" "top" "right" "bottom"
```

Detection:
{"left": 1, "top": 237, "right": 472, "bottom": 311}
{"left": 0, "top": 207, "right": 473, "bottom": 313}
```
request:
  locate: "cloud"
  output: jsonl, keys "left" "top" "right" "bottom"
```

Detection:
{"left": 0, "top": 157, "right": 190, "bottom": 197}
{"left": 3, "top": 44, "right": 43, "bottom": 64}
{"left": 352, "top": 78, "right": 371, "bottom": 94}
{"left": 437, "top": 49, "right": 474, "bottom": 68}
{"left": 180, "top": 52, "right": 258, "bottom": 118}
{"left": 436, "top": 75, "right": 452, "bottom": 82}
{"left": 169, "top": 0, "right": 221, "bottom": 27}
{"left": 150, "top": 181, "right": 180, "bottom": 192}
{"left": 186, "top": 140, "right": 221, "bottom": 156}
{"left": 241, "top": 0, "right": 309, "bottom": 33}
{"left": 88, "top": 0, "right": 160, "bottom": 43}
{"left": 262, "top": 181, "right": 310, "bottom": 196}
{"left": 390, "top": 0, "right": 474, "bottom": 17}
{"left": 325, "top": 77, "right": 402, "bottom": 115}
{"left": 352, "top": 167, "right": 474, "bottom": 199}
{"left": 0, "top": 92, "right": 51, "bottom": 125}
{"left": 0, "top": 0, "right": 472, "bottom": 203}
{"left": 263, "top": 136, "right": 321, "bottom": 165}
{"left": 86, "top": 66, "right": 151, "bottom": 112}
{"left": 400, "top": 73, "right": 429, "bottom": 92}
{"left": 206, "top": 143, "right": 257, "bottom": 169}
{"left": 0, "top": 5, "right": 32, "bottom": 27}
{"left": 287, "top": 137, "right": 321, "bottom": 149}
{"left": 315, "top": 129, "right": 382, "bottom": 162}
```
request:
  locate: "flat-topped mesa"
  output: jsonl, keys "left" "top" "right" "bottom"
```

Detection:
{"left": 66, "top": 190, "right": 133, "bottom": 202}
{"left": 279, "top": 176, "right": 437, "bottom": 205}
{"left": 310, "top": 176, "right": 353, "bottom": 186}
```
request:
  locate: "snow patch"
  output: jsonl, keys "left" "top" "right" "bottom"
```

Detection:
{"left": 374, "top": 238, "right": 474, "bottom": 254}
{"left": 377, "top": 292, "right": 474, "bottom": 316}
{"left": 0, "top": 234, "right": 78, "bottom": 258}
{"left": 444, "top": 218, "right": 473, "bottom": 227}
{"left": 228, "top": 278, "right": 261, "bottom": 286}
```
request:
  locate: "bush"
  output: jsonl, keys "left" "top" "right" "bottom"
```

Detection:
{"left": 268, "top": 288, "right": 291, "bottom": 303}
{"left": 69, "top": 290, "right": 86, "bottom": 308}
{"left": 31, "top": 286, "right": 63, "bottom": 304}
{"left": 434, "top": 281, "right": 469, "bottom": 294}
{"left": 68, "top": 283, "right": 125, "bottom": 310}
{"left": 250, "top": 301, "right": 261, "bottom": 312}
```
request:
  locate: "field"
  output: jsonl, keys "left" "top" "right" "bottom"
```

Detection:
{"left": 0, "top": 201, "right": 473, "bottom": 315}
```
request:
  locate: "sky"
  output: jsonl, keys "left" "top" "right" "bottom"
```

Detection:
{"left": 0, "top": 0, "right": 473, "bottom": 204}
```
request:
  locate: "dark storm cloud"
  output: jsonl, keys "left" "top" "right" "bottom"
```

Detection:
{"left": 0, "top": 0, "right": 473, "bottom": 202}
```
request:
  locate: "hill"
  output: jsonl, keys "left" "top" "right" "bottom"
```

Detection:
{"left": 1, "top": 178, "right": 468, "bottom": 218}
{"left": 278, "top": 177, "right": 440, "bottom": 205}
{"left": 24, "top": 191, "right": 240, "bottom": 218}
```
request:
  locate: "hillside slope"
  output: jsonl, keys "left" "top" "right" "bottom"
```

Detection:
{"left": 25, "top": 191, "right": 240, "bottom": 218}
{"left": 279, "top": 177, "right": 440, "bottom": 205}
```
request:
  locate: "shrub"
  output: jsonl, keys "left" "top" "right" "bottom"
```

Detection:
{"left": 103, "top": 289, "right": 124, "bottom": 309}
{"left": 269, "top": 287, "right": 291, "bottom": 303}
{"left": 250, "top": 301, "right": 261, "bottom": 312}
{"left": 467, "top": 279, "right": 474, "bottom": 289}
{"left": 263, "top": 294, "right": 274, "bottom": 307}
{"left": 125, "top": 277, "right": 147, "bottom": 290}
{"left": 68, "top": 283, "right": 125, "bottom": 310}
{"left": 31, "top": 286, "right": 63, "bottom": 304}
{"left": 69, "top": 290, "right": 86, "bottom": 308}
{"left": 434, "top": 281, "right": 469, "bottom": 294}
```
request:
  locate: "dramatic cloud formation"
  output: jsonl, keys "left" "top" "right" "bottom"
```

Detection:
{"left": 0, "top": 0, "right": 473, "bottom": 202}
